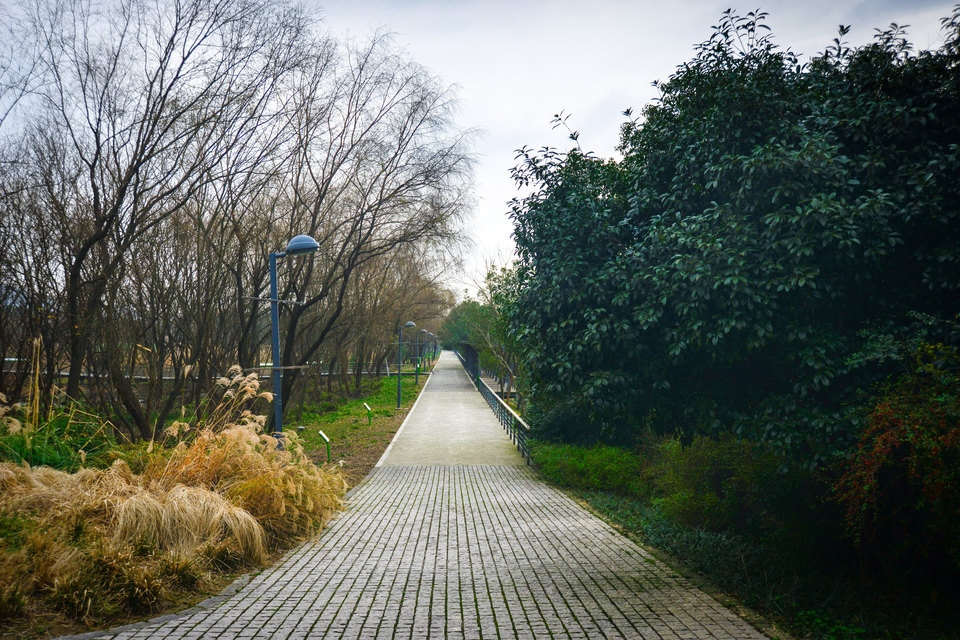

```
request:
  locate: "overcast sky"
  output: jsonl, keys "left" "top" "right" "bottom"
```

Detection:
{"left": 311, "top": 0, "right": 955, "bottom": 297}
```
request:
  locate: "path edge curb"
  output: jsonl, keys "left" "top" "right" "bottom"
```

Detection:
{"left": 373, "top": 368, "right": 434, "bottom": 468}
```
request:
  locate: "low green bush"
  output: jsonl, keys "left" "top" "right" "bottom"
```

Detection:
{"left": 577, "top": 490, "right": 870, "bottom": 639}
{"left": 651, "top": 437, "right": 769, "bottom": 531}
{"left": 835, "top": 343, "right": 960, "bottom": 580}
{"left": 532, "top": 434, "right": 814, "bottom": 540}
{"left": 530, "top": 434, "right": 894, "bottom": 638}
{"left": 530, "top": 441, "right": 651, "bottom": 497}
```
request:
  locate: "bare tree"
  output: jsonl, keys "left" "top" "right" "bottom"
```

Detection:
{"left": 0, "top": 2, "right": 470, "bottom": 437}
{"left": 266, "top": 34, "right": 472, "bottom": 421}
{"left": 0, "top": 2, "right": 40, "bottom": 135}
{"left": 18, "top": 0, "right": 307, "bottom": 409}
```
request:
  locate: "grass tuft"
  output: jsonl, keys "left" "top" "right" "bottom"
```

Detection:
{"left": 0, "top": 367, "right": 348, "bottom": 633}
{"left": 0, "top": 581, "right": 25, "bottom": 620}
{"left": 144, "top": 425, "right": 346, "bottom": 546}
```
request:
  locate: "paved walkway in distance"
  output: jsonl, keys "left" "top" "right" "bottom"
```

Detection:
{"left": 377, "top": 355, "right": 524, "bottom": 466}
{"left": 79, "top": 352, "right": 769, "bottom": 640}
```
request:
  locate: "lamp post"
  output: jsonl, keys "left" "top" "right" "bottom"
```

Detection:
{"left": 397, "top": 321, "right": 415, "bottom": 409}
{"left": 269, "top": 234, "right": 319, "bottom": 443}
{"left": 416, "top": 329, "right": 427, "bottom": 384}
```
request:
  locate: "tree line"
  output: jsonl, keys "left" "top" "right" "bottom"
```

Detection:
{"left": 0, "top": 0, "right": 470, "bottom": 441}
{"left": 502, "top": 8, "right": 960, "bottom": 584}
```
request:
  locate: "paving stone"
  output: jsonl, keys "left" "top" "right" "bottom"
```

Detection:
{"left": 69, "top": 353, "right": 768, "bottom": 640}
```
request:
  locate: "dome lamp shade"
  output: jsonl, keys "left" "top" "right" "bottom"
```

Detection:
{"left": 285, "top": 234, "right": 319, "bottom": 255}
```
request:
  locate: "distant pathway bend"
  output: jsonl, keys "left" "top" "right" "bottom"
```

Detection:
{"left": 75, "top": 351, "right": 769, "bottom": 640}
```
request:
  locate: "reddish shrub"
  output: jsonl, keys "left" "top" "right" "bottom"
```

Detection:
{"left": 836, "top": 345, "right": 960, "bottom": 575}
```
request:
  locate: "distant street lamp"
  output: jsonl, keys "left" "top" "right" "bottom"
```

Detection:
{"left": 416, "top": 329, "right": 427, "bottom": 384}
{"left": 269, "top": 234, "right": 319, "bottom": 443}
{"left": 397, "top": 321, "right": 415, "bottom": 409}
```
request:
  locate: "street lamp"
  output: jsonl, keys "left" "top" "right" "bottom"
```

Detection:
{"left": 397, "top": 320, "right": 415, "bottom": 409}
{"left": 416, "top": 329, "right": 427, "bottom": 384}
{"left": 269, "top": 234, "right": 319, "bottom": 443}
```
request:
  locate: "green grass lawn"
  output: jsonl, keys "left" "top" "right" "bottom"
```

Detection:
{"left": 294, "top": 369, "right": 430, "bottom": 485}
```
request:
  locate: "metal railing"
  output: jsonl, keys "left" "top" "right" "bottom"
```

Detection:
{"left": 455, "top": 350, "right": 469, "bottom": 373}
{"left": 456, "top": 351, "right": 531, "bottom": 465}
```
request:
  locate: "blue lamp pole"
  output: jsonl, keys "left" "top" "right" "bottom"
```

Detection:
{"left": 269, "top": 234, "right": 319, "bottom": 443}
{"left": 397, "top": 321, "right": 415, "bottom": 409}
{"left": 416, "top": 329, "right": 427, "bottom": 384}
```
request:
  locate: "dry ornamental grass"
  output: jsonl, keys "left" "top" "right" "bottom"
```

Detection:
{"left": 0, "top": 368, "right": 347, "bottom": 633}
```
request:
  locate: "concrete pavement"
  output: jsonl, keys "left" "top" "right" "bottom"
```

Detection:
{"left": 377, "top": 355, "right": 523, "bottom": 467}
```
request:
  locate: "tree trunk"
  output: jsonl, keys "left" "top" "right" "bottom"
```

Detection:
{"left": 338, "top": 352, "right": 348, "bottom": 393}
{"left": 105, "top": 353, "right": 150, "bottom": 441}
{"left": 326, "top": 356, "right": 335, "bottom": 394}
{"left": 354, "top": 339, "right": 365, "bottom": 394}
{"left": 65, "top": 284, "right": 85, "bottom": 399}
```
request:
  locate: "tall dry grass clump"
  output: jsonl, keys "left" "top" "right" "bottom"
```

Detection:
{"left": 145, "top": 425, "right": 346, "bottom": 545}
{"left": 0, "top": 366, "right": 347, "bottom": 627}
{"left": 148, "top": 366, "right": 347, "bottom": 544}
{"left": 0, "top": 459, "right": 269, "bottom": 624}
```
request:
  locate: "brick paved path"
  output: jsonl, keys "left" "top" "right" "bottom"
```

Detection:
{"left": 76, "top": 353, "right": 769, "bottom": 640}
